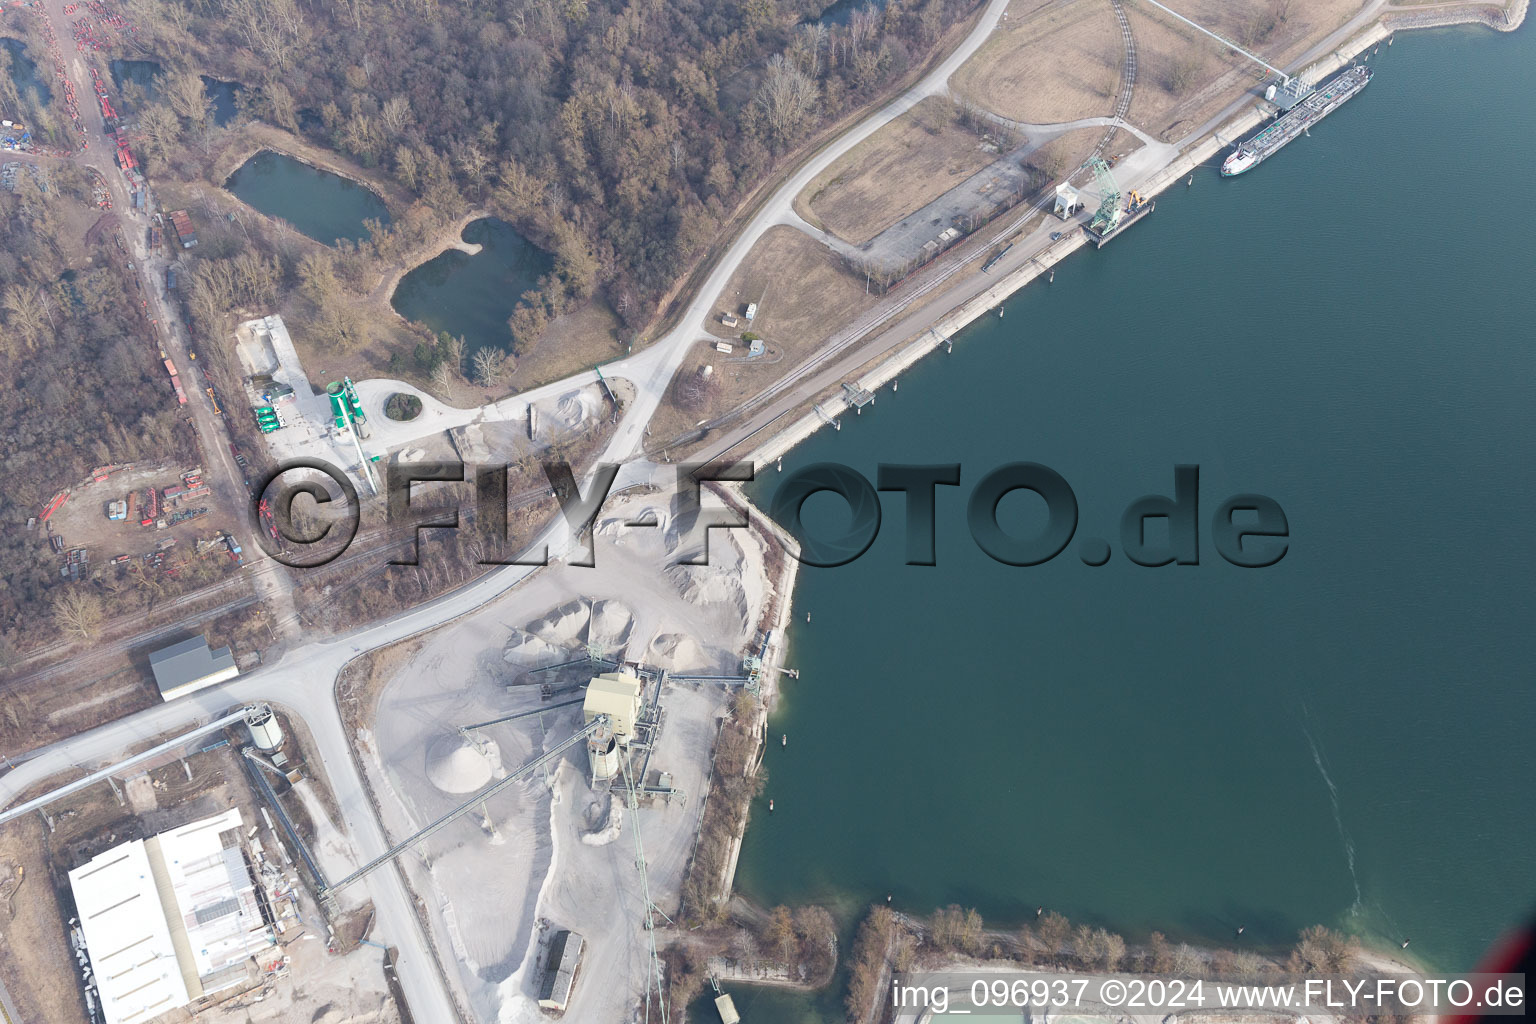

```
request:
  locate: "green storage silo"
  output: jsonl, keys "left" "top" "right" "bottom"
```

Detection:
{"left": 325, "top": 382, "right": 349, "bottom": 429}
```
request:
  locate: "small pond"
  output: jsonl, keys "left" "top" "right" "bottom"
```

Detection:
{"left": 807, "top": 0, "right": 886, "bottom": 27}
{"left": 202, "top": 76, "right": 241, "bottom": 126}
{"left": 391, "top": 218, "right": 554, "bottom": 359}
{"left": 2, "top": 37, "right": 51, "bottom": 106}
{"left": 109, "top": 58, "right": 161, "bottom": 102}
{"left": 225, "top": 150, "right": 391, "bottom": 245}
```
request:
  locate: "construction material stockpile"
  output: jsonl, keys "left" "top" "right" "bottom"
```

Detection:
{"left": 22, "top": 0, "right": 89, "bottom": 151}
{"left": 68, "top": 0, "right": 130, "bottom": 52}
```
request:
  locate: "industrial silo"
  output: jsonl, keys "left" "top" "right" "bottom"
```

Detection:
{"left": 245, "top": 706, "right": 284, "bottom": 752}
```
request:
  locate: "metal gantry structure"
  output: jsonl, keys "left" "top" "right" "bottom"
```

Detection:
{"left": 240, "top": 746, "right": 330, "bottom": 888}
{"left": 1133, "top": 0, "right": 1296, "bottom": 84}
{"left": 327, "top": 378, "right": 378, "bottom": 496}
{"left": 1132, "top": 0, "right": 1318, "bottom": 107}
{"left": 621, "top": 744, "right": 670, "bottom": 1024}
{"left": 1085, "top": 157, "right": 1124, "bottom": 235}
{"left": 529, "top": 653, "right": 619, "bottom": 676}
{"left": 319, "top": 656, "right": 691, "bottom": 1018}
{"left": 0, "top": 704, "right": 266, "bottom": 827}
{"left": 453, "top": 676, "right": 674, "bottom": 1022}
{"left": 458, "top": 696, "right": 586, "bottom": 743}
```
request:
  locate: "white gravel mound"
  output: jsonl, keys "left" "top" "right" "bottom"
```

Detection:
{"left": 553, "top": 388, "right": 599, "bottom": 428}
{"left": 531, "top": 384, "right": 602, "bottom": 441}
{"left": 502, "top": 628, "right": 564, "bottom": 665}
{"left": 595, "top": 502, "right": 670, "bottom": 545}
{"left": 531, "top": 599, "right": 590, "bottom": 645}
{"left": 649, "top": 633, "right": 710, "bottom": 673}
{"left": 580, "top": 793, "right": 624, "bottom": 847}
{"left": 666, "top": 564, "right": 750, "bottom": 628}
{"left": 426, "top": 734, "right": 499, "bottom": 795}
{"left": 587, "top": 599, "right": 634, "bottom": 653}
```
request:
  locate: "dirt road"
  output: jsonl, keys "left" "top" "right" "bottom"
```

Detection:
{"left": 30, "top": 0, "right": 299, "bottom": 638}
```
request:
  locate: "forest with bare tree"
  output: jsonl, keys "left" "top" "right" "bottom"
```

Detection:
{"left": 123, "top": 0, "right": 983, "bottom": 342}
{"left": 0, "top": 177, "right": 199, "bottom": 653}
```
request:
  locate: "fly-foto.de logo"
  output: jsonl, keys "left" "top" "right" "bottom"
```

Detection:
{"left": 252, "top": 460, "right": 1287, "bottom": 570}
{"left": 764, "top": 462, "right": 1287, "bottom": 568}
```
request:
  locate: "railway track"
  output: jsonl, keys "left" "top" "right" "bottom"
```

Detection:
{"left": 1092, "top": 0, "right": 1139, "bottom": 161}
{"left": 2, "top": 481, "right": 560, "bottom": 687}
{"left": 649, "top": 181, "right": 1076, "bottom": 458}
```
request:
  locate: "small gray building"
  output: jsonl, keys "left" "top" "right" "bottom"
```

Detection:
{"left": 537, "top": 930, "right": 584, "bottom": 1012}
{"left": 150, "top": 636, "right": 238, "bottom": 701}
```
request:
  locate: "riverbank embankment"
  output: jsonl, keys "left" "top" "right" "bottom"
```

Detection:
{"left": 1386, "top": 0, "right": 1525, "bottom": 32}
{"left": 697, "top": 485, "right": 802, "bottom": 907}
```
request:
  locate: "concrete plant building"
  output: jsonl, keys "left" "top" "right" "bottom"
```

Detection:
{"left": 582, "top": 671, "right": 642, "bottom": 742}
{"left": 68, "top": 809, "right": 274, "bottom": 1024}
{"left": 583, "top": 671, "right": 643, "bottom": 782}
{"left": 150, "top": 635, "right": 238, "bottom": 701}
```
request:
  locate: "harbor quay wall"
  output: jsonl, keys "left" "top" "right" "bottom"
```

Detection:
{"left": 1386, "top": 0, "right": 1526, "bottom": 33}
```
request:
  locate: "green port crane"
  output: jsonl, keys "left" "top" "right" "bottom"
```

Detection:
{"left": 1085, "top": 157, "right": 1123, "bottom": 236}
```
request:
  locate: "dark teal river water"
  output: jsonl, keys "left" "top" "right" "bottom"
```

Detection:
{"left": 716, "top": 23, "right": 1535, "bottom": 1021}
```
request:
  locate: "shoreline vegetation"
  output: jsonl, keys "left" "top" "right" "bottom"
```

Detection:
{"left": 839, "top": 904, "right": 1425, "bottom": 1023}
{"left": 662, "top": 895, "right": 1426, "bottom": 1023}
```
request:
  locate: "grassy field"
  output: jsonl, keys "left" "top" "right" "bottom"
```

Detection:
{"left": 1029, "top": 125, "right": 1136, "bottom": 182}
{"left": 1126, "top": 0, "right": 1371, "bottom": 140}
{"left": 797, "top": 96, "right": 1000, "bottom": 245}
{"left": 648, "top": 226, "right": 879, "bottom": 447}
{"left": 952, "top": 0, "right": 1375, "bottom": 143}
{"left": 950, "top": 0, "right": 1122, "bottom": 124}
{"left": 495, "top": 299, "right": 626, "bottom": 394}
{"left": 0, "top": 812, "right": 95, "bottom": 1024}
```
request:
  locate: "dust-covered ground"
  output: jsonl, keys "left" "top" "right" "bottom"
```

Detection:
{"left": 355, "top": 487, "right": 784, "bottom": 1023}
{"left": 796, "top": 96, "right": 1004, "bottom": 244}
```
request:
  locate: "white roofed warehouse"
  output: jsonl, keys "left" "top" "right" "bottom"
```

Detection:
{"left": 145, "top": 809, "right": 273, "bottom": 995}
{"left": 67, "top": 810, "right": 275, "bottom": 1024}
{"left": 68, "top": 841, "right": 191, "bottom": 1024}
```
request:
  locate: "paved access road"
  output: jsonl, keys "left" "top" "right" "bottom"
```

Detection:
{"left": 0, "top": 469, "right": 632, "bottom": 1022}
{"left": 38, "top": 0, "right": 296, "bottom": 626}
